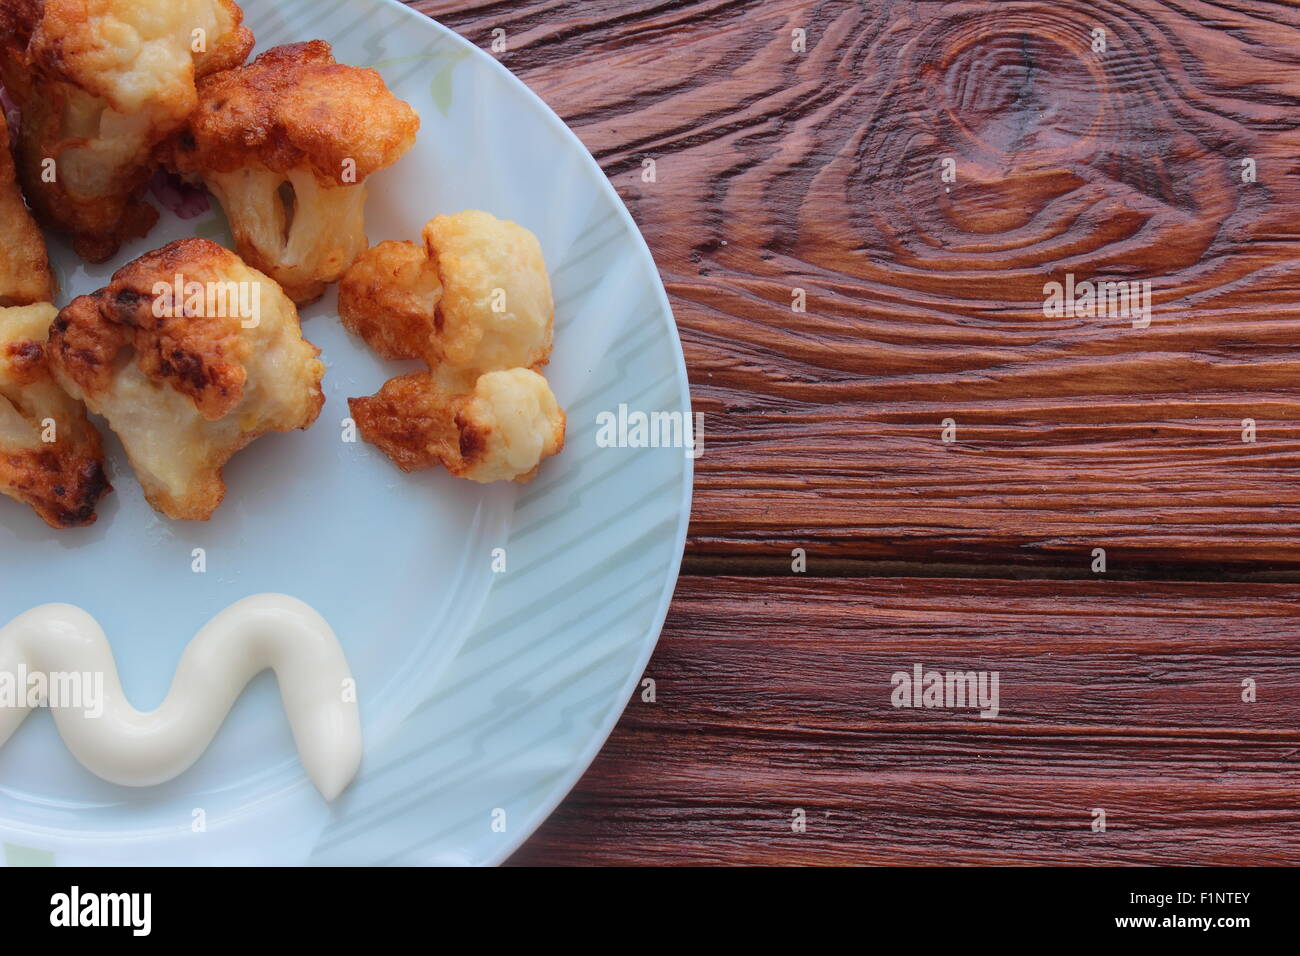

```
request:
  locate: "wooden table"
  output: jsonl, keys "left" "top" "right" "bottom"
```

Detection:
{"left": 410, "top": 0, "right": 1300, "bottom": 865}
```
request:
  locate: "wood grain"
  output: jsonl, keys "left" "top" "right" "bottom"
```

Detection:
{"left": 401, "top": 1, "right": 1300, "bottom": 866}
{"left": 415, "top": 0, "right": 1300, "bottom": 572}
{"left": 509, "top": 576, "right": 1300, "bottom": 865}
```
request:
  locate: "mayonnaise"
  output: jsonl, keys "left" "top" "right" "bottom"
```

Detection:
{"left": 0, "top": 594, "right": 361, "bottom": 800}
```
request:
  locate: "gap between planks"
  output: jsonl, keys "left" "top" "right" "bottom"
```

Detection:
{"left": 684, "top": 553, "right": 1300, "bottom": 583}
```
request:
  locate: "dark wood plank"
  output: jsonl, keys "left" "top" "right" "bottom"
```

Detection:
{"left": 406, "top": 0, "right": 1300, "bottom": 867}
{"left": 509, "top": 576, "right": 1300, "bottom": 865}
{"left": 413, "top": 0, "right": 1300, "bottom": 572}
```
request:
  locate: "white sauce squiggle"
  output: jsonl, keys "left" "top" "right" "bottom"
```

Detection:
{"left": 0, "top": 594, "right": 361, "bottom": 800}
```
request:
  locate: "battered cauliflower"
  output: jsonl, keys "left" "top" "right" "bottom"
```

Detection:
{"left": 455, "top": 369, "right": 564, "bottom": 483}
{"left": 337, "top": 240, "right": 441, "bottom": 362}
{"left": 166, "top": 40, "right": 419, "bottom": 305}
{"left": 47, "top": 238, "right": 325, "bottom": 520}
{"left": 0, "top": 0, "right": 254, "bottom": 262}
{"left": 340, "top": 210, "right": 552, "bottom": 369}
{"left": 0, "top": 111, "right": 54, "bottom": 306}
{"left": 0, "top": 302, "right": 111, "bottom": 527}
{"left": 342, "top": 210, "right": 564, "bottom": 483}
{"left": 350, "top": 367, "right": 565, "bottom": 483}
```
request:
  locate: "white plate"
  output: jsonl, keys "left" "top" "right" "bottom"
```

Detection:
{"left": 0, "top": 0, "right": 690, "bottom": 866}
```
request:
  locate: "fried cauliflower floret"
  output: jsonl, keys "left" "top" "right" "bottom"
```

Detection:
{"left": 337, "top": 240, "right": 441, "bottom": 361}
{"left": 0, "top": 0, "right": 254, "bottom": 262}
{"left": 342, "top": 210, "right": 564, "bottom": 483}
{"left": 46, "top": 238, "right": 324, "bottom": 520}
{"left": 350, "top": 367, "right": 564, "bottom": 483}
{"left": 0, "top": 111, "right": 54, "bottom": 306}
{"left": 339, "top": 211, "right": 552, "bottom": 370}
{"left": 455, "top": 369, "right": 565, "bottom": 482}
{"left": 166, "top": 40, "right": 419, "bottom": 305}
{"left": 423, "top": 211, "right": 553, "bottom": 372}
{"left": 0, "top": 302, "right": 111, "bottom": 527}
{"left": 347, "top": 365, "right": 470, "bottom": 473}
